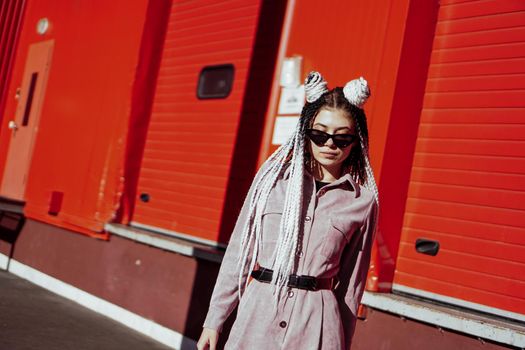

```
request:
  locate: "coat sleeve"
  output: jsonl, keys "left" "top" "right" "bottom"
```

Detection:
{"left": 336, "top": 197, "right": 378, "bottom": 349}
{"left": 202, "top": 162, "right": 269, "bottom": 332}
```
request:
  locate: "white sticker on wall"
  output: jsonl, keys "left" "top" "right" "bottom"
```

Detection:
{"left": 272, "top": 116, "right": 300, "bottom": 145}
{"left": 277, "top": 85, "right": 305, "bottom": 115}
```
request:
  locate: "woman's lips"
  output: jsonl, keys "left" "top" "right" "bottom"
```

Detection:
{"left": 320, "top": 152, "right": 338, "bottom": 158}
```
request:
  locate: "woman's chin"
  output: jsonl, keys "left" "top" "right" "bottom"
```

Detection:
{"left": 314, "top": 158, "right": 343, "bottom": 170}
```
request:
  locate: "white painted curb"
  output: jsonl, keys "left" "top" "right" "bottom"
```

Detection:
{"left": 0, "top": 253, "right": 196, "bottom": 350}
{"left": 362, "top": 290, "right": 525, "bottom": 348}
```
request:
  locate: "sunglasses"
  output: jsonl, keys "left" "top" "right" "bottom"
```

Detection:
{"left": 305, "top": 129, "right": 356, "bottom": 149}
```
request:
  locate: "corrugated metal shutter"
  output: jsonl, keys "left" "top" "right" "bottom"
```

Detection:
{"left": 394, "top": 0, "right": 525, "bottom": 319}
{"left": 0, "top": 0, "right": 25, "bottom": 117}
{"left": 131, "top": 0, "right": 263, "bottom": 245}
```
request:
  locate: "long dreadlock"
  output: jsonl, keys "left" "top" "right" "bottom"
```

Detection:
{"left": 236, "top": 72, "right": 379, "bottom": 302}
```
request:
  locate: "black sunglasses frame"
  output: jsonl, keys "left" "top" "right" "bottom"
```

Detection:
{"left": 305, "top": 129, "right": 357, "bottom": 149}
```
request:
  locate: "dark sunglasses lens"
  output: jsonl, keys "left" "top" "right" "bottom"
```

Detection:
{"left": 306, "top": 129, "right": 355, "bottom": 148}
{"left": 307, "top": 130, "right": 329, "bottom": 146}
{"left": 333, "top": 135, "right": 355, "bottom": 148}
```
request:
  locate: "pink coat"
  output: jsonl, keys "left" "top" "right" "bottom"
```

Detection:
{"left": 203, "top": 162, "right": 378, "bottom": 349}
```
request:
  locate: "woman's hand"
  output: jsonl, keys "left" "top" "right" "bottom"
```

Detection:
{"left": 197, "top": 327, "right": 219, "bottom": 350}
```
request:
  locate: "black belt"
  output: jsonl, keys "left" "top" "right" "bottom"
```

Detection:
{"left": 250, "top": 267, "right": 339, "bottom": 291}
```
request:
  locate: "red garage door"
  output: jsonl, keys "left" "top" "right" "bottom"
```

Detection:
{"left": 394, "top": 0, "right": 525, "bottom": 320}
{"left": 131, "top": 0, "right": 267, "bottom": 245}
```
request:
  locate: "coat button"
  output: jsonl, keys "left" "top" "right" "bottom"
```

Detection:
{"left": 279, "top": 321, "right": 287, "bottom": 328}
{"left": 296, "top": 251, "right": 304, "bottom": 257}
{"left": 305, "top": 216, "right": 311, "bottom": 222}
{"left": 288, "top": 290, "right": 294, "bottom": 298}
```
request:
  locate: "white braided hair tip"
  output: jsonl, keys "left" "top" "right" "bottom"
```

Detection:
{"left": 271, "top": 124, "right": 304, "bottom": 287}
{"left": 236, "top": 130, "right": 297, "bottom": 300}
{"left": 355, "top": 122, "right": 380, "bottom": 207}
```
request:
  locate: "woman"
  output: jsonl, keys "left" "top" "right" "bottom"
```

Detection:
{"left": 197, "top": 72, "right": 379, "bottom": 350}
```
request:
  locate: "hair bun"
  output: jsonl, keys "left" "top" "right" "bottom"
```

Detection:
{"left": 304, "top": 71, "right": 328, "bottom": 103}
{"left": 343, "top": 77, "right": 370, "bottom": 108}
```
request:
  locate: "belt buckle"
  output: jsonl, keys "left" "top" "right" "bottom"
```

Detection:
{"left": 301, "top": 275, "right": 317, "bottom": 291}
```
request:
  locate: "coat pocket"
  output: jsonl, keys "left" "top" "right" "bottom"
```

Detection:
{"left": 320, "top": 216, "right": 350, "bottom": 259}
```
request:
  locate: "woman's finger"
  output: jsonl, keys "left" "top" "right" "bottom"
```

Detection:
{"left": 196, "top": 337, "right": 208, "bottom": 350}
{"left": 208, "top": 335, "right": 217, "bottom": 350}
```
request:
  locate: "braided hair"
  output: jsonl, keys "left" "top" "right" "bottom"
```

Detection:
{"left": 236, "top": 72, "right": 379, "bottom": 303}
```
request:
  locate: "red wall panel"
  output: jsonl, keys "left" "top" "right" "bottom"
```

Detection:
{"left": 395, "top": 0, "right": 525, "bottom": 318}
{"left": 131, "top": 0, "right": 265, "bottom": 244}
{"left": 0, "top": 0, "right": 149, "bottom": 236}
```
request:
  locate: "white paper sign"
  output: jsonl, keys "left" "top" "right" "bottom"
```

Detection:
{"left": 272, "top": 116, "right": 299, "bottom": 145}
{"left": 277, "top": 85, "right": 305, "bottom": 115}
{"left": 280, "top": 56, "right": 302, "bottom": 87}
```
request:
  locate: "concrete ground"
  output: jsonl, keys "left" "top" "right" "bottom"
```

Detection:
{"left": 0, "top": 270, "right": 175, "bottom": 350}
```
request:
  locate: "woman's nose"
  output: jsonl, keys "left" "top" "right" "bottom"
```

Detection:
{"left": 324, "top": 137, "right": 336, "bottom": 148}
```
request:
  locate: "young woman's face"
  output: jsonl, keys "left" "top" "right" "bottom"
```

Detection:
{"left": 307, "top": 108, "right": 356, "bottom": 174}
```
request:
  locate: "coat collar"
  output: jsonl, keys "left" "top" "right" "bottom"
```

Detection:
{"left": 282, "top": 162, "right": 359, "bottom": 197}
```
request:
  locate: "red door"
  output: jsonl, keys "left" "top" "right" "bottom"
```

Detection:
{"left": 1, "top": 40, "right": 54, "bottom": 200}
{"left": 131, "top": 1, "right": 264, "bottom": 245}
{"left": 394, "top": 0, "right": 525, "bottom": 320}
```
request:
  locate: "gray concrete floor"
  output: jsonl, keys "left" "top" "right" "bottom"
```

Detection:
{"left": 0, "top": 270, "right": 175, "bottom": 350}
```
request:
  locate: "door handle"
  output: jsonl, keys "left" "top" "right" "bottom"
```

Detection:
{"left": 415, "top": 238, "right": 440, "bottom": 256}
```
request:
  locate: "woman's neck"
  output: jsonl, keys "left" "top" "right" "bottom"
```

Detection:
{"left": 312, "top": 163, "right": 342, "bottom": 182}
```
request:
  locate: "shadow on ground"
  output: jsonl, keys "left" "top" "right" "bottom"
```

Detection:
{"left": 0, "top": 271, "right": 174, "bottom": 350}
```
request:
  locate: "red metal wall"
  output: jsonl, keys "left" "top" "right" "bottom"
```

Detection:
{"left": 0, "top": 0, "right": 150, "bottom": 237}
{"left": 131, "top": 0, "right": 269, "bottom": 244}
{"left": 395, "top": 0, "right": 525, "bottom": 317}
